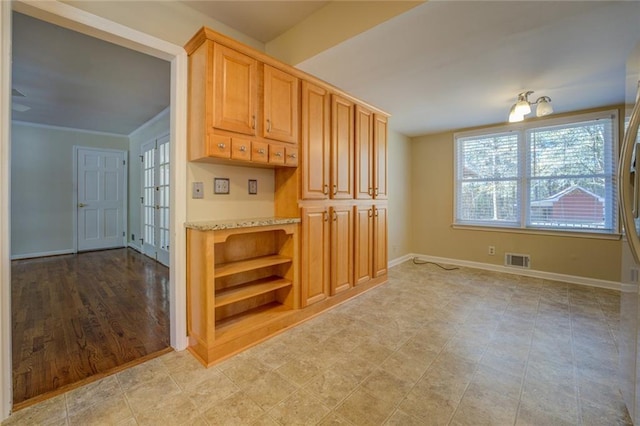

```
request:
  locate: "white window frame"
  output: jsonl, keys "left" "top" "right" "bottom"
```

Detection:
{"left": 454, "top": 110, "right": 619, "bottom": 236}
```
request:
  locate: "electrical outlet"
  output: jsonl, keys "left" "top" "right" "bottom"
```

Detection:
{"left": 248, "top": 179, "right": 258, "bottom": 195}
{"left": 488, "top": 246, "right": 496, "bottom": 255}
{"left": 214, "top": 178, "right": 230, "bottom": 194}
{"left": 192, "top": 182, "right": 204, "bottom": 199}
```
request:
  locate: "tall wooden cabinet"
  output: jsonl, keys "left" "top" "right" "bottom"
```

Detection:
{"left": 186, "top": 26, "right": 390, "bottom": 366}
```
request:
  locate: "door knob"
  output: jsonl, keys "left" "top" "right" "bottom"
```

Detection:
{"left": 78, "top": 203, "right": 86, "bottom": 208}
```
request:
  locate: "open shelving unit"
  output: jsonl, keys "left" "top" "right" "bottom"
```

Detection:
{"left": 186, "top": 222, "right": 299, "bottom": 365}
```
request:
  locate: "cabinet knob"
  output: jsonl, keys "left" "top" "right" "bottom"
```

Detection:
{"left": 288, "top": 153, "right": 297, "bottom": 159}
{"left": 275, "top": 151, "right": 282, "bottom": 157}
{"left": 239, "top": 145, "right": 247, "bottom": 152}
{"left": 78, "top": 203, "right": 86, "bottom": 208}
{"left": 257, "top": 148, "right": 266, "bottom": 155}
{"left": 217, "top": 143, "right": 226, "bottom": 149}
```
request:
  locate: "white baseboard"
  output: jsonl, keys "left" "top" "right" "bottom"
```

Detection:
{"left": 128, "top": 242, "right": 142, "bottom": 253}
{"left": 408, "top": 253, "right": 621, "bottom": 291}
{"left": 11, "top": 249, "right": 75, "bottom": 260}
{"left": 388, "top": 253, "right": 414, "bottom": 268}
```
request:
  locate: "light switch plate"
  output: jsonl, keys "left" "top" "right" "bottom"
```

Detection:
{"left": 192, "top": 182, "right": 204, "bottom": 199}
{"left": 214, "top": 178, "right": 230, "bottom": 194}
{"left": 248, "top": 179, "right": 257, "bottom": 195}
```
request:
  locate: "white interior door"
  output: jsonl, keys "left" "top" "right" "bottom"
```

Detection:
{"left": 76, "top": 147, "right": 127, "bottom": 251}
{"left": 141, "top": 133, "right": 170, "bottom": 266}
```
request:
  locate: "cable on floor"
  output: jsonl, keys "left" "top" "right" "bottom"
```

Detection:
{"left": 412, "top": 257, "right": 459, "bottom": 271}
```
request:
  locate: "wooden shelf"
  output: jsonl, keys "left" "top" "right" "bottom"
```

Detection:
{"left": 214, "top": 254, "right": 292, "bottom": 278}
{"left": 215, "top": 276, "right": 292, "bottom": 308}
{"left": 215, "top": 302, "right": 292, "bottom": 342}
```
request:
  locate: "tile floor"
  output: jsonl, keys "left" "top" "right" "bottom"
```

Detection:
{"left": 2, "top": 260, "right": 631, "bottom": 425}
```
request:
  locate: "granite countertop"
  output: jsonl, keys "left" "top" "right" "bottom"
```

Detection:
{"left": 185, "top": 217, "right": 300, "bottom": 231}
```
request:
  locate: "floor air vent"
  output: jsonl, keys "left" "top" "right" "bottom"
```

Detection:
{"left": 505, "top": 253, "right": 530, "bottom": 268}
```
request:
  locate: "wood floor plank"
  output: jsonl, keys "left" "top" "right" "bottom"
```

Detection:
{"left": 11, "top": 248, "right": 170, "bottom": 405}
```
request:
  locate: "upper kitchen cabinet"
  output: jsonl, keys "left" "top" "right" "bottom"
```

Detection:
{"left": 355, "top": 105, "right": 387, "bottom": 200}
{"left": 185, "top": 29, "right": 299, "bottom": 166}
{"left": 301, "top": 81, "right": 331, "bottom": 200}
{"left": 263, "top": 65, "right": 299, "bottom": 144}
{"left": 331, "top": 94, "right": 355, "bottom": 200}
{"left": 213, "top": 43, "right": 258, "bottom": 136}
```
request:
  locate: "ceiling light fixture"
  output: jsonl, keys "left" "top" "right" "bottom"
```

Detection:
{"left": 508, "top": 91, "right": 553, "bottom": 123}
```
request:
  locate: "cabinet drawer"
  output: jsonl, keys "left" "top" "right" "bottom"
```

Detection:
{"left": 251, "top": 141, "right": 269, "bottom": 164}
{"left": 231, "top": 138, "right": 251, "bottom": 161}
{"left": 285, "top": 146, "right": 298, "bottom": 167}
{"left": 269, "top": 144, "right": 286, "bottom": 165}
{"left": 208, "top": 135, "right": 231, "bottom": 159}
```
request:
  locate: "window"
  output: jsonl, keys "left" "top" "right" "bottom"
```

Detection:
{"left": 455, "top": 111, "right": 618, "bottom": 234}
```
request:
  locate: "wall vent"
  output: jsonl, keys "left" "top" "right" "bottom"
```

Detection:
{"left": 505, "top": 253, "right": 530, "bottom": 268}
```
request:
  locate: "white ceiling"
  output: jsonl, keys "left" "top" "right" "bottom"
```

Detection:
{"left": 11, "top": 12, "right": 170, "bottom": 135}
{"left": 10, "top": 1, "right": 640, "bottom": 137}
{"left": 297, "top": 1, "right": 640, "bottom": 136}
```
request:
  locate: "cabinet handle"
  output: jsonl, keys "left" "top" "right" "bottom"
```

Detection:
{"left": 374, "top": 207, "right": 379, "bottom": 217}
{"left": 323, "top": 184, "right": 329, "bottom": 195}
{"left": 368, "top": 208, "right": 373, "bottom": 217}
{"left": 266, "top": 119, "right": 271, "bottom": 132}
{"left": 323, "top": 211, "right": 328, "bottom": 222}
{"left": 368, "top": 188, "right": 373, "bottom": 196}
{"left": 333, "top": 184, "right": 337, "bottom": 195}
{"left": 275, "top": 151, "right": 282, "bottom": 157}
{"left": 374, "top": 188, "right": 379, "bottom": 196}
{"left": 333, "top": 211, "right": 337, "bottom": 221}
{"left": 239, "top": 145, "right": 247, "bottom": 152}
{"left": 217, "top": 143, "right": 226, "bottom": 149}
{"left": 252, "top": 115, "right": 256, "bottom": 129}
{"left": 288, "top": 153, "right": 297, "bottom": 159}
{"left": 257, "top": 148, "right": 266, "bottom": 155}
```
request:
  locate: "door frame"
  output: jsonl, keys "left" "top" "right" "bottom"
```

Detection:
{"left": 0, "top": 1, "right": 189, "bottom": 420}
{"left": 72, "top": 146, "right": 128, "bottom": 253}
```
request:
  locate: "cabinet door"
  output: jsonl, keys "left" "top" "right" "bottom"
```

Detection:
{"left": 331, "top": 95, "right": 355, "bottom": 200}
{"left": 354, "top": 205, "right": 373, "bottom": 286}
{"left": 213, "top": 43, "right": 257, "bottom": 136}
{"left": 355, "top": 105, "right": 374, "bottom": 200}
{"left": 373, "top": 205, "right": 387, "bottom": 277}
{"left": 374, "top": 114, "right": 388, "bottom": 199}
{"left": 330, "top": 205, "right": 353, "bottom": 295}
{"left": 301, "top": 207, "right": 330, "bottom": 306}
{"left": 301, "top": 81, "right": 330, "bottom": 200}
{"left": 251, "top": 141, "right": 269, "bottom": 164}
{"left": 264, "top": 65, "right": 299, "bottom": 144}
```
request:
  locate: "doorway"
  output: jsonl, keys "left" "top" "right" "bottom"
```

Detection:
{"left": 1, "top": 4, "right": 188, "bottom": 415}
{"left": 75, "top": 147, "right": 127, "bottom": 252}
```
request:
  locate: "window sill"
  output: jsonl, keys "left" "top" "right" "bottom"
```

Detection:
{"left": 451, "top": 223, "right": 622, "bottom": 241}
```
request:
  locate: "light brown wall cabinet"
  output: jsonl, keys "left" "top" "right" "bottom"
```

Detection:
{"left": 355, "top": 106, "right": 388, "bottom": 200}
{"left": 187, "top": 34, "right": 298, "bottom": 167}
{"left": 331, "top": 95, "right": 355, "bottom": 200}
{"left": 300, "top": 81, "right": 331, "bottom": 200}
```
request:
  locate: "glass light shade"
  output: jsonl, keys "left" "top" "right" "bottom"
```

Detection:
{"left": 535, "top": 97, "right": 553, "bottom": 117}
{"left": 508, "top": 104, "right": 524, "bottom": 123}
{"left": 514, "top": 98, "right": 531, "bottom": 116}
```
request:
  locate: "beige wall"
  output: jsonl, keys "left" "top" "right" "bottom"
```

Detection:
{"left": 411, "top": 107, "right": 624, "bottom": 282}
{"left": 387, "top": 126, "right": 412, "bottom": 261}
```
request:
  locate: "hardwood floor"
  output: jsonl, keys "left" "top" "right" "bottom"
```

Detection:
{"left": 11, "top": 248, "right": 170, "bottom": 406}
